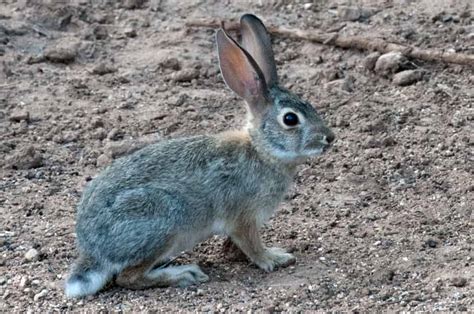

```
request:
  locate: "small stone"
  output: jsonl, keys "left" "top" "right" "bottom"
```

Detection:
{"left": 363, "top": 52, "right": 381, "bottom": 71}
{"left": 392, "top": 70, "right": 424, "bottom": 86}
{"left": 158, "top": 58, "right": 181, "bottom": 71}
{"left": 303, "top": 3, "right": 312, "bottom": 10}
{"left": 451, "top": 111, "right": 465, "bottom": 128}
{"left": 338, "top": 6, "right": 378, "bottom": 22}
{"left": 169, "top": 69, "right": 199, "bottom": 82}
{"left": 6, "top": 146, "right": 43, "bottom": 170}
{"left": 96, "top": 154, "right": 112, "bottom": 168}
{"left": 24, "top": 248, "right": 39, "bottom": 262}
{"left": 91, "top": 63, "right": 117, "bottom": 76}
{"left": 19, "top": 276, "right": 28, "bottom": 288}
{"left": 0, "top": 277, "right": 6, "bottom": 285}
{"left": 451, "top": 277, "right": 467, "bottom": 287}
{"left": 124, "top": 27, "right": 137, "bottom": 38}
{"left": 375, "top": 52, "right": 407, "bottom": 75}
{"left": 33, "top": 289, "right": 48, "bottom": 301}
{"left": 425, "top": 239, "right": 438, "bottom": 248}
{"left": 107, "top": 128, "right": 122, "bottom": 141}
{"left": 44, "top": 43, "right": 77, "bottom": 64}
{"left": 92, "top": 24, "right": 108, "bottom": 40}
{"left": 122, "top": 0, "right": 145, "bottom": 9}
{"left": 9, "top": 110, "right": 30, "bottom": 122}
{"left": 196, "top": 288, "right": 204, "bottom": 296}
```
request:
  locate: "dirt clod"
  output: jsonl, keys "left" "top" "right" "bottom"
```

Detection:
{"left": 451, "top": 277, "right": 468, "bottom": 288}
{"left": 392, "top": 70, "right": 424, "bottom": 86}
{"left": 9, "top": 110, "right": 30, "bottom": 122}
{"left": 24, "top": 248, "right": 39, "bottom": 262}
{"left": 5, "top": 146, "right": 43, "bottom": 170}
{"left": 375, "top": 52, "right": 407, "bottom": 76}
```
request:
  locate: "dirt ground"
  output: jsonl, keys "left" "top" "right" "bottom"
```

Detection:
{"left": 1, "top": 0, "right": 473, "bottom": 312}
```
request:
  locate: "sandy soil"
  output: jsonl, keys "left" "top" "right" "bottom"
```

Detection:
{"left": 1, "top": 0, "right": 473, "bottom": 312}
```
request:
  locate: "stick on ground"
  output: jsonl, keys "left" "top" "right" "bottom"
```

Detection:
{"left": 186, "top": 19, "right": 474, "bottom": 67}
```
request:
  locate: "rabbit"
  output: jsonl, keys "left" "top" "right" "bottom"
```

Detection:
{"left": 65, "top": 13, "right": 334, "bottom": 298}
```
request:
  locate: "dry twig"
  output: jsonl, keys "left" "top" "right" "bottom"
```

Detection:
{"left": 186, "top": 19, "right": 474, "bottom": 67}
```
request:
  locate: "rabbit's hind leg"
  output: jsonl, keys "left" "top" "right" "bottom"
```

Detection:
{"left": 116, "top": 261, "right": 209, "bottom": 290}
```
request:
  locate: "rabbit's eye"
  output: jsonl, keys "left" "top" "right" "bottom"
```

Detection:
{"left": 283, "top": 112, "right": 299, "bottom": 127}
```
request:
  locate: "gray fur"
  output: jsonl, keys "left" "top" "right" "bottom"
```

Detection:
{"left": 65, "top": 14, "right": 333, "bottom": 298}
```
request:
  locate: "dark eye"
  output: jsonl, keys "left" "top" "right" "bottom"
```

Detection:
{"left": 283, "top": 112, "right": 299, "bottom": 126}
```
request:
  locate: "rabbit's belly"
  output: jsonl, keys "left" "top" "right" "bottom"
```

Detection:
{"left": 167, "top": 227, "right": 214, "bottom": 257}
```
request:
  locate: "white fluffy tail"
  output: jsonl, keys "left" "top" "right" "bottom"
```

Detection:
{"left": 65, "top": 265, "right": 110, "bottom": 298}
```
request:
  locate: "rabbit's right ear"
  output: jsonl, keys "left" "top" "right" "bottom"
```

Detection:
{"left": 216, "top": 28, "right": 270, "bottom": 117}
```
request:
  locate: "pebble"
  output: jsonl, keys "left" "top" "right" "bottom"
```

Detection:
{"left": 158, "top": 57, "right": 181, "bottom": 71}
{"left": 107, "top": 128, "right": 122, "bottom": 141}
{"left": 9, "top": 110, "right": 30, "bottom": 122}
{"left": 392, "top": 70, "right": 424, "bottom": 86}
{"left": 19, "top": 276, "right": 28, "bottom": 288}
{"left": 338, "top": 6, "right": 378, "bottom": 22}
{"left": 122, "top": 0, "right": 145, "bottom": 9}
{"left": 96, "top": 154, "right": 112, "bottom": 167}
{"left": 44, "top": 43, "right": 77, "bottom": 64}
{"left": 6, "top": 146, "right": 43, "bottom": 170}
{"left": 91, "top": 63, "right": 117, "bottom": 76}
{"left": 33, "top": 289, "right": 48, "bottom": 301}
{"left": 451, "top": 277, "right": 467, "bottom": 287}
{"left": 124, "top": 27, "right": 137, "bottom": 38}
{"left": 363, "top": 52, "right": 381, "bottom": 71}
{"left": 424, "top": 239, "right": 438, "bottom": 248}
{"left": 375, "top": 52, "right": 407, "bottom": 75}
{"left": 0, "top": 277, "right": 6, "bottom": 285}
{"left": 24, "top": 248, "right": 39, "bottom": 262}
{"left": 169, "top": 69, "right": 199, "bottom": 82}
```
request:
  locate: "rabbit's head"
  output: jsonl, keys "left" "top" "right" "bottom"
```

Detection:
{"left": 217, "top": 14, "right": 334, "bottom": 164}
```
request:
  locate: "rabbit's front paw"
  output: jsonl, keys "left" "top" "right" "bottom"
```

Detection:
{"left": 255, "top": 247, "right": 296, "bottom": 272}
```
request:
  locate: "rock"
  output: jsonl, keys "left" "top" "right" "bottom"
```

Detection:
{"left": 338, "top": 6, "right": 378, "bottom": 22}
{"left": 19, "top": 276, "right": 28, "bottom": 288}
{"left": 424, "top": 239, "right": 438, "bottom": 248}
{"left": 91, "top": 128, "right": 107, "bottom": 140}
{"left": 122, "top": 0, "right": 145, "bottom": 9}
{"left": 107, "top": 128, "right": 122, "bottom": 141}
{"left": 375, "top": 52, "right": 407, "bottom": 75}
{"left": 9, "top": 110, "right": 30, "bottom": 122}
{"left": 303, "top": 3, "right": 313, "bottom": 10}
{"left": 92, "top": 24, "right": 108, "bottom": 40}
{"left": 451, "top": 111, "right": 465, "bottom": 128}
{"left": 24, "top": 248, "right": 39, "bottom": 262}
{"left": 392, "top": 70, "right": 424, "bottom": 86}
{"left": 44, "top": 43, "right": 77, "bottom": 64}
{"left": 6, "top": 146, "right": 43, "bottom": 170}
{"left": 196, "top": 288, "right": 205, "bottom": 296}
{"left": 363, "top": 52, "right": 381, "bottom": 71}
{"left": 124, "top": 27, "right": 137, "bottom": 38}
{"left": 96, "top": 154, "right": 112, "bottom": 167}
{"left": 451, "top": 277, "right": 467, "bottom": 287}
{"left": 158, "top": 57, "right": 181, "bottom": 71}
{"left": 33, "top": 289, "right": 48, "bottom": 301}
{"left": 106, "top": 135, "right": 158, "bottom": 159}
{"left": 0, "top": 277, "right": 6, "bottom": 285}
{"left": 91, "top": 63, "right": 117, "bottom": 76}
{"left": 169, "top": 69, "right": 199, "bottom": 82}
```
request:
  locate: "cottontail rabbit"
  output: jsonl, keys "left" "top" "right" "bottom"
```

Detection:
{"left": 65, "top": 14, "right": 334, "bottom": 298}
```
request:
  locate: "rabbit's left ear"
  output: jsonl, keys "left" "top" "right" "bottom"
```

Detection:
{"left": 216, "top": 28, "right": 270, "bottom": 117}
{"left": 240, "top": 14, "right": 278, "bottom": 87}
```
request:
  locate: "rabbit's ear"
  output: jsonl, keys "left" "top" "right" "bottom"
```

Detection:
{"left": 240, "top": 14, "right": 278, "bottom": 87}
{"left": 216, "top": 28, "right": 269, "bottom": 116}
